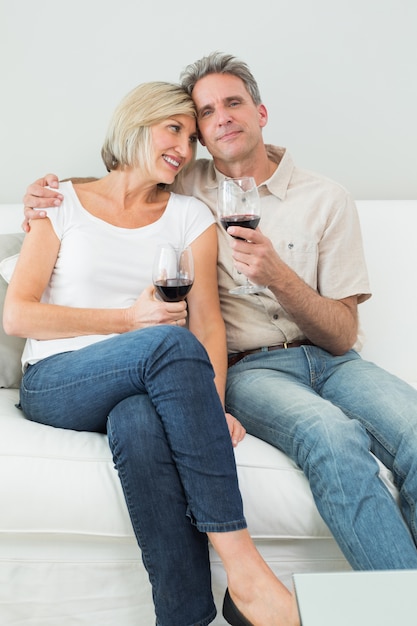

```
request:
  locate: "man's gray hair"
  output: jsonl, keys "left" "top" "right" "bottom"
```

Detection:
{"left": 180, "top": 52, "right": 262, "bottom": 106}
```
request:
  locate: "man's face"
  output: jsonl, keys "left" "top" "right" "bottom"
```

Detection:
{"left": 191, "top": 73, "right": 268, "bottom": 166}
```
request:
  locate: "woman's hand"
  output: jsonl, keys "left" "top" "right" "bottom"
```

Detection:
{"left": 128, "top": 286, "right": 188, "bottom": 329}
{"left": 225, "top": 413, "right": 246, "bottom": 447}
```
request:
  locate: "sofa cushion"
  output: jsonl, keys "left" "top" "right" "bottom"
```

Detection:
{"left": 0, "top": 386, "right": 397, "bottom": 542}
{"left": 0, "top": 233, "right": 25, "bottom": 388}
{"left": 0, "top": 388, "right": 134, "bottom": 536}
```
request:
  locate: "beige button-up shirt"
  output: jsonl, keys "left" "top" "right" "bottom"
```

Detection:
{"left": 175, "top": 146, "right": 371, "bottom": 353}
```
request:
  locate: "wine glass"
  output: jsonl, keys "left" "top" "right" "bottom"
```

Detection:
{"left": 152, "top": 244, "right": 194, "bottom": 302}
{"left": 218, "top": 176, "right": 267, "bottom": 295}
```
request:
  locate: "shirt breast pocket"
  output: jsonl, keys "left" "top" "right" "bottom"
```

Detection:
{"left": 276, "top": 239, "right": 319, "bottom": 290}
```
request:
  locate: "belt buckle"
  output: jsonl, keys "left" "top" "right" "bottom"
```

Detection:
{"left": 283, "top": 342, "right": 288, "bottom": 349}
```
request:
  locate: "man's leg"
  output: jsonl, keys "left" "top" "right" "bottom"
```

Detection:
{"left": 319, "top": 349, "right": 417, "bottom": 549}
{"left": 226, "top": 347, "right": 417, "bottom": 570}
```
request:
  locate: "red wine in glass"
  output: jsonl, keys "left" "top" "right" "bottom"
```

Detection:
{"left": 153, "top": 245, "right": 194, "bottom": 302}
{"left": 218, "top": 177, "right": 267, "bottom": 294}
{"left": 220, "top": 214, "right": 260, "bottom": 236}
{"left": 154, "top": 278, "right": 193, "bottom": 302}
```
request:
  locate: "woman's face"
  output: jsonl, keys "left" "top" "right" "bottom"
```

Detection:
{"left": 151, "top": 114, "right": 197, "bottom": 184}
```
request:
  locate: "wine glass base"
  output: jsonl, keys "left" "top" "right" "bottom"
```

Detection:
{"left": 229, "top": 284, "right": 268, "bottom": 295}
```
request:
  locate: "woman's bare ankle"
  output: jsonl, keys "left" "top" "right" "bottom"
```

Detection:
{"left": 225, "top": 559, "right": 299, "bottom": 626}
{"left": 226, "top": 583, "right": 299, "bottom": 626}
{"left": 208, "top": 529, "right": 300, "bottom": 625}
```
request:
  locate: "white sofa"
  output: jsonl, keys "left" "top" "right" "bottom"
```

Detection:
{"left": 1, "top": 201, "right": 416, "bottom": 625}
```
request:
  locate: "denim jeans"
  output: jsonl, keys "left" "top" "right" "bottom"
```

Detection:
{"left": 20, "top": 326, "right": 246, "bottom": 626}
{"left": 226, "top": 345, "right": 417, "bottom": 571}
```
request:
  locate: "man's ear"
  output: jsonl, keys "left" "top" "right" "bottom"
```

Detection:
{"left": 258, "top": 103, "right": 268, "bottom": 129}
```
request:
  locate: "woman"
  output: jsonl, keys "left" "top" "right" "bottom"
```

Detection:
{"left": 3, "top": 82, "right": 298, "bottom": 626}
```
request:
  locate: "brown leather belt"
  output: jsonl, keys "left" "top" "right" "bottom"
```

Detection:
{"left": 228, "top": 340, "right": 313, "bottom": 368}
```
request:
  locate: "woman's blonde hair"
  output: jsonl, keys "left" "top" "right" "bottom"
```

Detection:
{"left": 101, "top": 81, "right": 197, "bottom": 172}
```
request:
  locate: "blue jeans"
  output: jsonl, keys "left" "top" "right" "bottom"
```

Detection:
{"left": 20, "top": 326, "right": 246, "bottom": 626}
{"left": 226, "top": 345, "right": 417, "bottom": 571}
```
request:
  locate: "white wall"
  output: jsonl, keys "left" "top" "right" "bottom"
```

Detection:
{"left": 1, "top": 0, "right": 416, "bottom": 203}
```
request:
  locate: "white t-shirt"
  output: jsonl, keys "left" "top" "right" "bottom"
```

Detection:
{"left": 22, "top": 181, "right": 214, "bottom": 367}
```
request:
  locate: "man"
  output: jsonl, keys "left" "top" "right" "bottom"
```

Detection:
{"left": 23, "top": 52, "right": 417, "bottom": 572}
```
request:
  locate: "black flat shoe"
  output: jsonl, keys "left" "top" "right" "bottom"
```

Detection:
{"left": 222, "top": 588, "right": 254, "bottom": 626}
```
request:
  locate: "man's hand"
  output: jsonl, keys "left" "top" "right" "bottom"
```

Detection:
{"left": 22, "top": 174, "right": 62, "bottom": 232}
{"left": 225, "top": 413, "right": 246, "bottom": 447}
{"left": 226, "top": 225, "right": 275, "bottom": 286}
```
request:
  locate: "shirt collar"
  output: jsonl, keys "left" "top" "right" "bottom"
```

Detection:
{"left": 205, "top": 145, "right": 294, "bottom": 201}
{"left": 261, "top": 145, "right": 294, "bottom": 200}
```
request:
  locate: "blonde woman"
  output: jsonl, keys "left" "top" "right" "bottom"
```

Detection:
{"left": 4, "top": 82, "right": 297, "bottom": 626}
